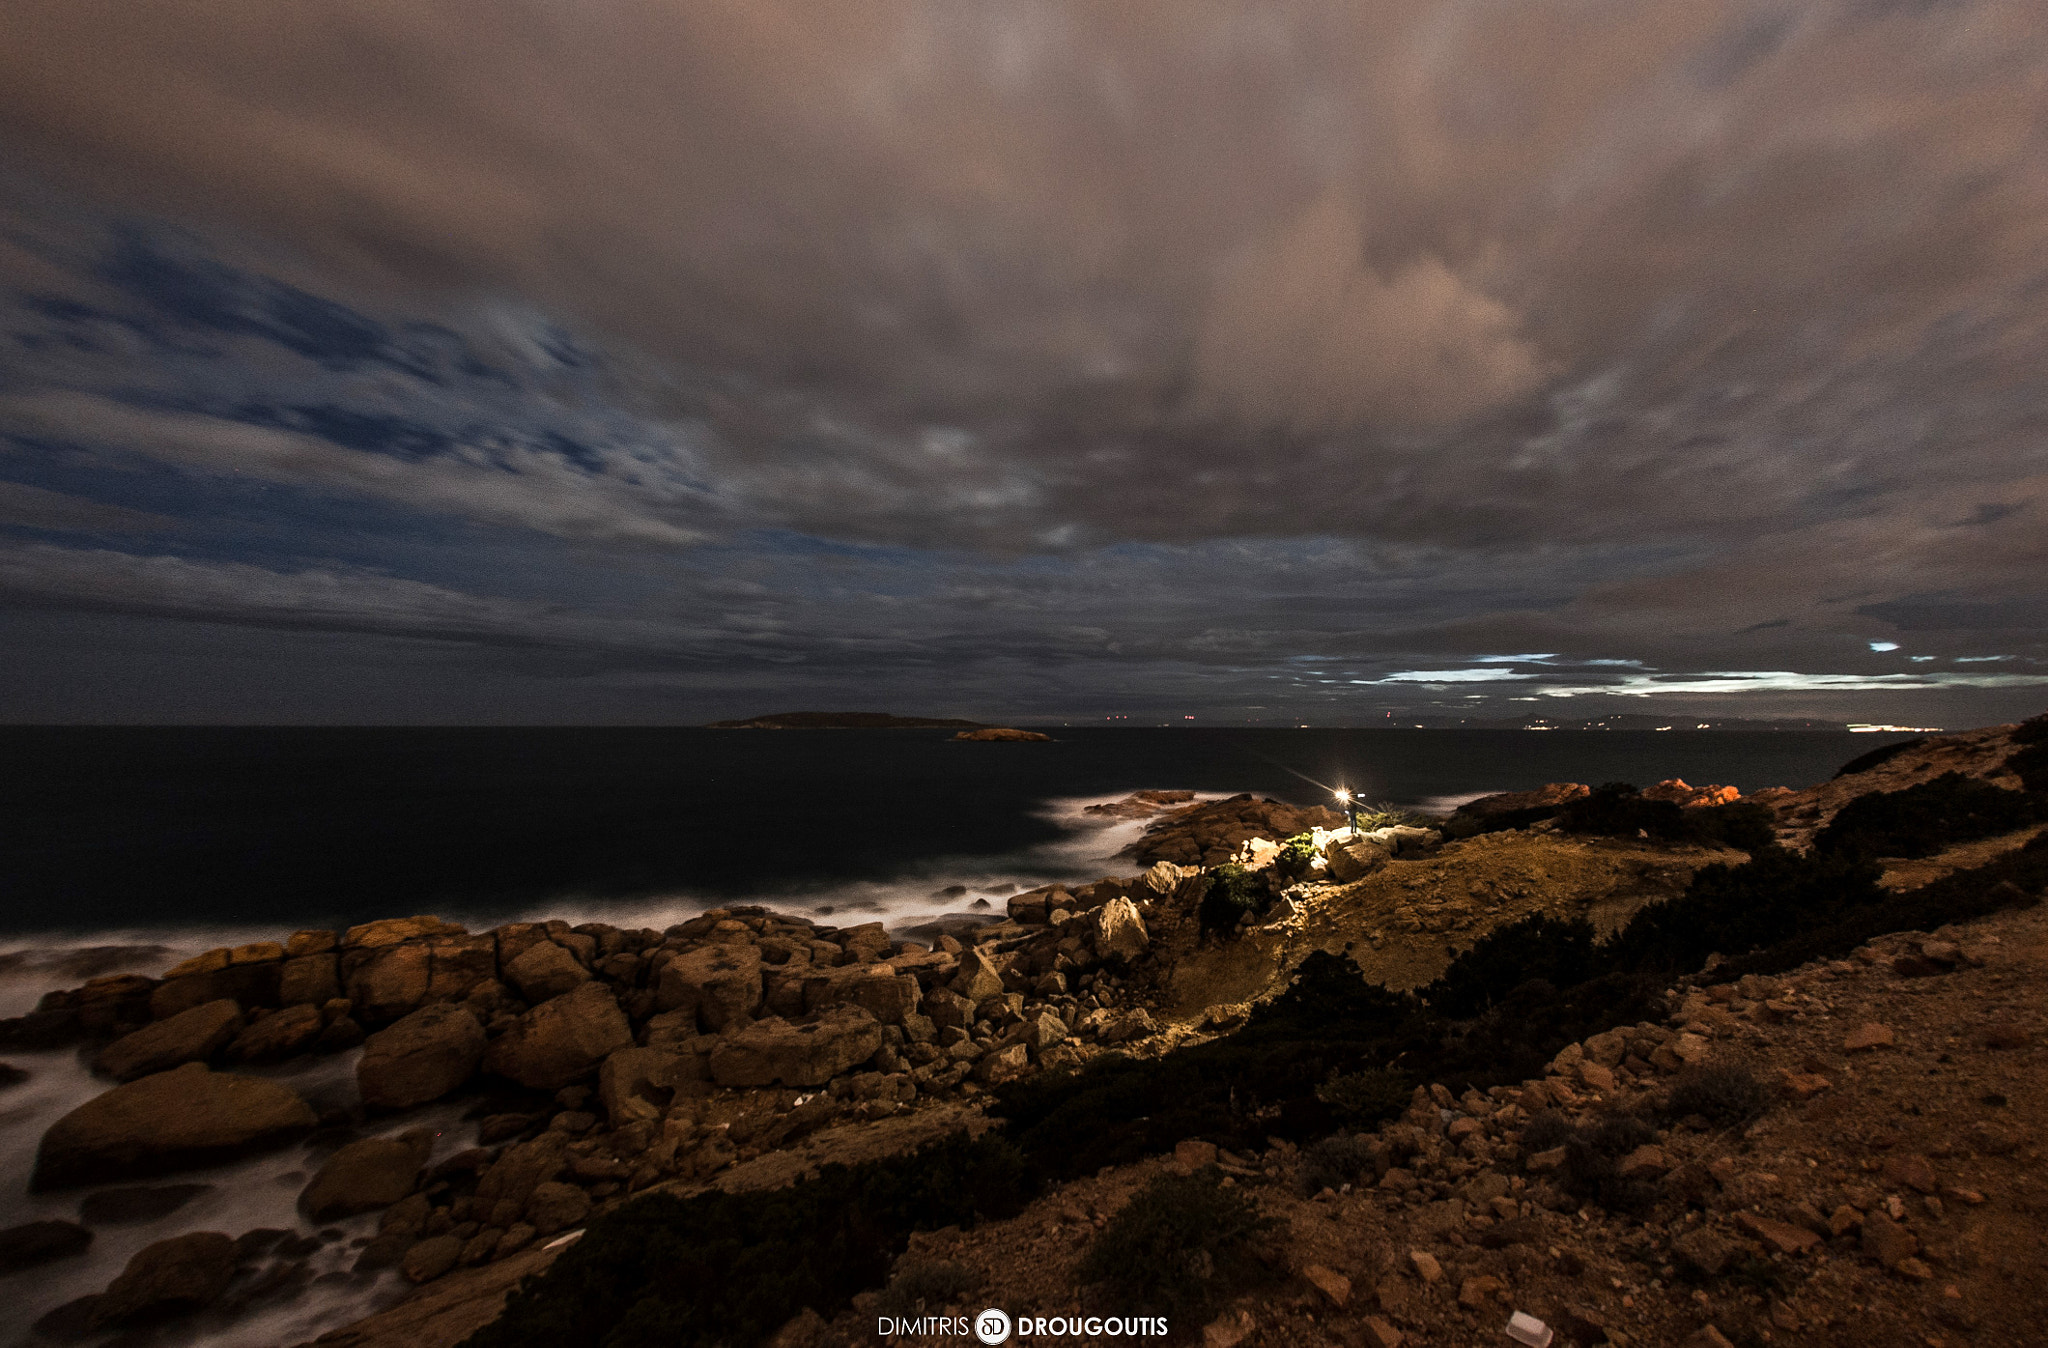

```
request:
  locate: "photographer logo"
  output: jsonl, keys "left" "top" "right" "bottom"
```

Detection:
{"left": 973, "top": 1308, "right": 1012, "bottom": 1345}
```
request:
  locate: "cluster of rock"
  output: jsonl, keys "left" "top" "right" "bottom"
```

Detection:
{"left": 1124, "top": 793, "right": 1346, "bottom": 868}
{"left": 951, "top": 727, "right": 1053, "bottom": 742}
{"left": 2, "top": 896, "right": 1183, "bottom": 1327}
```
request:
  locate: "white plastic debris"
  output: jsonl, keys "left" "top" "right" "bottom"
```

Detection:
{"left": 1505, "top": 1311, "right": 1554, "bottom": 1347}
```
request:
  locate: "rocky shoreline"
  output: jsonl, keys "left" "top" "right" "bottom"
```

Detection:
{"left": 0, "top": 716, "right": 2042, "bottom": 1347}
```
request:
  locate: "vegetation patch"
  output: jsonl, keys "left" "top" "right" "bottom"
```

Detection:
{"left": 1813, "top": 771, "right": 2038, "bottom": 860}
{"left": 459, "top": 1132, "right": 1035, "bottom": 1348}
{"left": 1076, "top": 1168, "right": 1282, "bottom": 1324}
{"left": 1832, "top": 736, "right": 1926, "bottom": 779}
{"left": 1295, "top": 1132, "right": 1383, "bottom": 1196}
{"left": 1198, "top": 862, "right": 1270, "bottom": 938}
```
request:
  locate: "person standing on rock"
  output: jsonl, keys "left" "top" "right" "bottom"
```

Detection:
{"left": 1337, "top": 788, "right": 1360, "bottom": 835}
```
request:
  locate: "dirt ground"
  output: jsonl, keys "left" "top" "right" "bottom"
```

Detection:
{"left": 814, "top": 827, "right": 2048, "bottom": 1348}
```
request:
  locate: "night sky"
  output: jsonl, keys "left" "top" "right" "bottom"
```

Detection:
{"left": 1, "top": 2, "right": 2045, "bottom": 726}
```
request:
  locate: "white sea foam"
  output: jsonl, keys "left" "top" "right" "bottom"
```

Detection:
{"left": 0, "top": 788, "right": 1232, "bottom": 1343}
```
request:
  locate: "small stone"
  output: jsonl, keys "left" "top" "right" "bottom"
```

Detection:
{"left": 1780, "top": 1071, "right": 1832, "bottom": 1100}
{"left": 1303, "top": 1263, "right": 1351, "bottom": 1307}
{"left": 1735, "top": 1211, "right": 1820, "bottom": 1256}
{"left": 1458, "top": 1274, "right": 1504, "bottom": 1308}
{"left": 1617, "top": 1144, "right": 1669, "bottom": 1179}
{"left": 1881, "top": 1153, "right": 1938, "bottom": 1194}
{"left": 1843, "top": 1022, "right": 1895, "bottom": 1052}
{"left": 1672, "top": 1226, "right": 1742, "bottom": 1277}
{"left": 1574, "top": 1059, "right": 1616, "bottom": 1093}
{"left": 1409, "top": 1249, "right": 1443, "bottom": 1283}
{"left": 1175, "top": 1139, "right": 1219, "bottom": 1173}
{"left": 1896, "top": 1256, "right": 1934, "bottom": 1281}
{"left": 1860, "top": 1211, "right": 1919, "bottom": 1269}
{"left": 89, "top": 1231, "right": 237, "bottom": 1327}
{"left": 1682, "top": 1329, "right": 1734, "bottom": 1348}
{"left": 1526, "top": 1146, "right": 1567, "bottom": 1173}
{"left": 1362, "top": 1315, "right": 1405, "bottom": 1348}
{"left": 1202, "top": 1308, "right": 1255, "bottom": 1348}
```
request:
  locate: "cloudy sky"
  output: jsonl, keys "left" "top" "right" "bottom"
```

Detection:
{"left": 1, "top": 0, "right": 2045, "bottom": 725}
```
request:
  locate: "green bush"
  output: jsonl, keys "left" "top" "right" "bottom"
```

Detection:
{"left": 1555, "top": 784, "right": 1776, "bottom": 852}
{"left": 1076, "top": 1169, "right": 1282, "bottom": 1323}
{"left": 1199, "top": 863, "right": 1267, "bottom": 937}
{"left": 1664, "top": 1064, "right": 1769, "bottom": 1127}
{"left": 876, "top": 1259, "right": 980, "bottom": 1319}
{"left": 1426, "top": 914, "right": 1599, "bottom": 1019}
{"left": 1296, "top": 1132, "right": 1381, "bottom": 1195}
{"left": 1274, "top": 832, "right": 1321, "bottom": 881}
{"left": 1314, "top": 1070, "right": 1412, "bottom": 1129}
{"left": 1813, "top": 771, "right": 2037, "bottom": 860}
{"left": 460, "top": 1132, "right": 1035, "bottom": 1348}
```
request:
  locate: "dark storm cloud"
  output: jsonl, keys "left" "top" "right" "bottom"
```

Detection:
{"left": 2, "top": 0, "right": 2047, "bottom": 721}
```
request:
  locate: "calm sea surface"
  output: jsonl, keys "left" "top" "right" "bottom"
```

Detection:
{"left": 0, "top": 726, "right": 1899, "bottom": 937}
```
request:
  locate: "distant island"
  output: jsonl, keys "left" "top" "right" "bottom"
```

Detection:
{"left": 704, "top": 711, "right": 989, "bottom": 729}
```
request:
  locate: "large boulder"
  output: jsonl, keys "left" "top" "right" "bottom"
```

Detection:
{"left": 278, "top": 954, "right": 341, "bottom": 1007}
{"left": 0, "top": 1220, "right": 92, "bottom": 1272}
{"left": 425, "top": 933, "right": 500, "bottom": 1002}
{"left": 1090, "top": 898, "right": 1149, "bottom": 963}
{"left": 473, "top": 1131, "right": 570, "bottom": 1228}
{"left": 93, "top": 999, "right": 244, "bottom": 1082}
{"left": 484, "top": 982, "right": 633, "bottom": 1090}
{"left": 224, "top": 1003, "right": 325, "bottom": 1064}
{"left": 344, "top": 916, "right": 466, "bottom": 949}
{"left": 34, "top": 1063, "right": 316, "bottom": 1190}
{"left": 708, "top": 1007, "right": 883, "bottom": 1089}
{"left": 503, "top": 940, "right": 590, "bottom": 1003}
{"left": 655, "top": 944, "right": 763, "bottom": 1029}
{"left": 344, "top": 941, "right": 434, "bottom": 1024}
{"left": 88, "top": 1231, "right": 237, "bottom": 1328}
{"left": 357, "top": 1003, "right": 487, "bottom": 1109}
{"left": 597, "top": 1046, "right": 690, "bottom": 1126}
{"left": 1325, "top": 834, "right": 1391, "bottom": 883}
{"left": 299, "top": 1129, "right": 434, "bottom": 1221}
{"left": 801, "top": 965, "right": 921, "bottom": 1025}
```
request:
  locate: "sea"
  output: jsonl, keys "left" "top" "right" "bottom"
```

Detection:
{"left": 0, "top": 725, "right": 1899, "bottom": 1344}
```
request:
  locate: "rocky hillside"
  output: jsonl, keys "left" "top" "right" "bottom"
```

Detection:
{"left": 2, "top": 715, "right": 2042, "bottom": 1347}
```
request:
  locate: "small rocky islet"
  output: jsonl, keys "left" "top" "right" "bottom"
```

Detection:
{"left": 0, "top": 714, "right": 2043, "bottom": 1346}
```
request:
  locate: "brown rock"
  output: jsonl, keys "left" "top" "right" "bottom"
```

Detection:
{"left": 0, "top": 1220, "right": 93, "bottom": 1272}
{"left": 426, "top": 934, "right": 500, "bottom": 1002}
{"left": 1458, "top": 1275, "right": 1504, "bottom": 1308}
{"left": 345, "top": 916, "right": 465, "bottom": 949}
{"left": 485, "top": 983, "right": 634, "bottom": 1090}
{"left": 525, "top": 1180, "right": 590, "bottom": 1236}
{"left": 346, "top": 941, "right": 437, "bottom": 1025}
{"left": 1408, "top": 1249, "right": 1443, "bottom": 1283}
{"left": 285, "top": 930, "right": 338, "bottom": 958}
{"left": 1455, "top": 782, "right": 1590, "bottom": 818}
{"left": 89, "top": 1231, "right": 236, "bottom": 1327}
{"left": 973, "top": 1043, "right": 1029, "bottom": 1083}
{"left": 1617, "top": 1144, "right": 1669, "bottom": 1179}
{"left": 34, "top": 1063, "right": 315, "bottom": 1190}
{"left": 401, "top": 1233, "right": 465, "bottom": 1283}
{"left": 1304, "top": 1263, "right": 1351, "bottom": 1307}
{"left": 94, "top": 1000, "right": 243, "bottom": 1082}
{"left": 1203, "top": 1308, "right": 1255, "bottom": 1348}
{"left": 1881, "top": 1153, "right": 1938, "bottom": 1194}
{"left": 597, "top": 1046, "right": 690, "bottom": 1126}
{"left": 225, "top": 1002, "right": 325, "bottom": 1063}
{"left": 1090, "top": 897, "right": 1150, "bottom": 962}
{"left": 1175, "top": 1139, "right": 1219, "bottom": 1173}
{"left": 148, "top": 958, "right": 281, "bottom": 1020}
{"left": 300, "top": 1130, "right": 435, "bottom": 1221}
{"left": 279, "top": 954, "right": 342, "bottom": 1007}
{"left": 359, "top": 1003, "right": 488, "bottom": 1108}
{"left": 707, "top": 1007, "right": 883, "bottom": 1088}
{"left": 1736, "top": 1211, "right": 1821, "bottom": 1255}
{"left": 474, "top": 1132, "right": 570, "bottom": 1228}
{"left": 503, "top": 941, "right": 591, "bottom": 1004}
{"left": 1362, "top": 1315, "right": 1405, "bottom": 1348}
{"left": 1671, "top": 1226, "right": 1742, "bottom": 1277}
{"left": 1780, "top": 1071, "right": 1832, "bottom": 1100}
{"left": 655, "top": 944, "right": 763, "bottom": 1029}
{"left": 952, "top": 727, "right": 1051, "bottom": 741}
{"left": 1843, "top": 1022, "right": 1896, "bottom": 1052}
{"left": 1861, "top": 1211, "right": 1919, "bottom": 1269}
